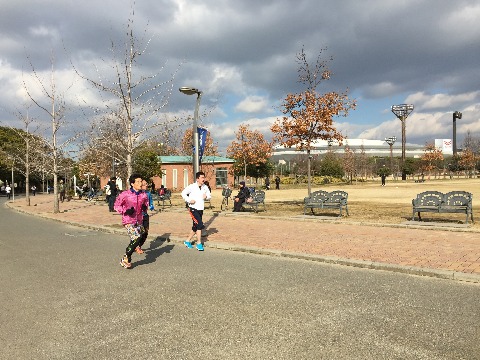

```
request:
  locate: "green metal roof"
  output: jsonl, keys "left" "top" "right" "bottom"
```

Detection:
{"left": 159, "top": 155, "right": 235, "bottom": 164}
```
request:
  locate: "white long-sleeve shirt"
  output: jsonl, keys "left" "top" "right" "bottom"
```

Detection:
{"left": 181, "top": 182, "right": 211, "bottom": 210}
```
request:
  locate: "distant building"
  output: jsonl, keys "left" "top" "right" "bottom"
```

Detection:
{"left": 100, "top": 155, "right": 235, "bottom": 192}
{"left": 271, "top": 138, "right": 427, "bottom": 164}
{"left": 152, "top": 155, "right": 235, "bottom": 191}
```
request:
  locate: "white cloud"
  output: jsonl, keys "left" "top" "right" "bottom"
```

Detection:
{"left": 406, "top": 91, "right": 480, "bottom": 112}
{"left": 234, "top": 96, "right": 270, "bottom": 114}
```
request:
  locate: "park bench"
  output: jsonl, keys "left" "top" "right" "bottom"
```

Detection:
{"left": 152, "top": 189, "right": 172, "bottom": 210}
{"left": 412, "top": 190, "right": 474, "bottom": 223}
{"left": 304, "top": 190, "right": 349, "bottom": 217}
{"left": 204, "top": 198, "right": 212, "bottom": 209}
{"left": 87, "top": 189, "right": 104, "bottom": 203}
{"left": 242, "top": 190, "right": 266, "bottom": 213}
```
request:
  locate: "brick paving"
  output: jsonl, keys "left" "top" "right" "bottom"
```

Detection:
{"left": 7, "top": 194, "right": 480, "bottom": 283}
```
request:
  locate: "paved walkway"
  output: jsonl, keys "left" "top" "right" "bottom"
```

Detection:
{"left": 6, "top": 194, "right": 480, "bottom": 283}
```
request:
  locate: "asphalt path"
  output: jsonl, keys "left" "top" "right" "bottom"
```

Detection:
{"left": 1, "top": 198, "right": 479, "bottom": 359}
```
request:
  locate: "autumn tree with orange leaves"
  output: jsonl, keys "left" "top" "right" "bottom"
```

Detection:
{"left": 271, "top": 47, "right": 356, "bottom": 195}
{"left": 226, "top": 124, "right": 273, "bottom": 181}
{"left": 420, "top": 143, "right": 443, "bottom": 179}
{"left": 459, "top": 149, "right": 476, "bottom": 178}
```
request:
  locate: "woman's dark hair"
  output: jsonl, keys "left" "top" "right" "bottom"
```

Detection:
{"left": 128, "top": 173, "right": 143, "bottom": 186}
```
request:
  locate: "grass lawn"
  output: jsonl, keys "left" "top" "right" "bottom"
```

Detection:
{"left": 171, "top": 177, "right": 479, "bottom": 228}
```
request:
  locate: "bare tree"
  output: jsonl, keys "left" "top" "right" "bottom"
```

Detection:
{"left": 463, "top": 130, "right": 480, "bottom": 154}
{"left": 5, "top": 106, "right": 40, "bottom": 206}
{"left": 23, "top": 52, "right": 75, "bottom": 213}
{"left": 73, "top": 7, "right": 183, "bottom": 182}
{"left": 343, "top": 144, "right": 356, "bottom": 183}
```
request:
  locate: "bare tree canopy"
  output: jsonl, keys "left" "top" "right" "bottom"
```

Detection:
{"left": 73, "top": 5, "right": 183, "bottom": 180}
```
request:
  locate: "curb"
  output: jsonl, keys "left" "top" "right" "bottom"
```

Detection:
{"left": 152, "top": 235, "right": 480, "bottom": 284}
{"left": 6, "top": 202, "right": 480, "bottom": 284}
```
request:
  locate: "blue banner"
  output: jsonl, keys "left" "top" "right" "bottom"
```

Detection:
{"left": 197, "top": 127, "right": 208, "bottom": 165}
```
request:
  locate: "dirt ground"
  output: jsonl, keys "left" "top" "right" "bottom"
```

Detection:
{"left": 172, "top": 178, "right": 479, "bottom": 228}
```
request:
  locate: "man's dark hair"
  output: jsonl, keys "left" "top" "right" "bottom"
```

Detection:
{"left": 129, "top": 173, "right": 143, "bottom": 186}
{"left": 196, "top": 171, "right": 205, "bottom": 179}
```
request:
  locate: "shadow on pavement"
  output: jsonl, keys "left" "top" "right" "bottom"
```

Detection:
{"left": 131, "top": 235, "right": 175, "bottom": 268}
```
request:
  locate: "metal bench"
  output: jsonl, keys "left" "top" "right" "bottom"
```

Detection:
{"left": 152, "top": 190, "right": 172, "bottom": 210}
{"left": 304, "top": 190, "right": 349, "bottom": 217}
{"left": 87, "top": 190, "right": 104, "bottom": 203}
{"left": 242, "top": 190, "right": 266, "bottom": 213}
{"left": 412, "top": 190, "right": 473, "bottom": 223}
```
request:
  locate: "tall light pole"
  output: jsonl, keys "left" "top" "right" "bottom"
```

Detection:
{"left": 11, "top": 160, "right": 15, "bottom": 202}
{"left": 179, "top": 87, "right": 203, "bottom": 177}
{"left": 453, "top": 111, "right": 462, "bottom": 156}
{"left": 391, "top": 104, "right": 414, "bottom": 180}
{"left": 385, "top": 136, "right": 396, "bottom": 170}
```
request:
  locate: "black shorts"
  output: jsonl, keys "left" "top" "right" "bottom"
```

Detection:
{"left": 188, "top": 207, "right": 204, "bottom": 231}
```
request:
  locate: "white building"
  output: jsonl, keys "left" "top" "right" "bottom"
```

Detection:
{"left": 271, "top": 138, "right": 427, "bottom": 163}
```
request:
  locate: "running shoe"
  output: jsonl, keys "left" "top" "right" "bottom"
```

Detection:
{"left": 120, "top": 255, "right": 132, "bottom": 269}
{"left": 135, "top": 247, "right": 144, "bottom": 254}
{"left": 196, "top": 243, "right": 204, "bottom": 251}
{"left": 184, "top": 241, "right": 193, "bottom": 249}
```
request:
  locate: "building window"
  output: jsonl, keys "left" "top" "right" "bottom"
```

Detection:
{"left": 173, "top": 169, "right": 178, "bottom": 189}
{"left": 215, "top": 167, "right": 228, "bottom": 187}
{"left": 161, "top": 170, "right": 167, "bottom": 187}
{"left": 183, "top": 169, "right": 188, "bottom": 188}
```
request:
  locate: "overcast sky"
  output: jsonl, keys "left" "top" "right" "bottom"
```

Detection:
{"left": 1, "top": 0, "right": 479, "bottom": 154}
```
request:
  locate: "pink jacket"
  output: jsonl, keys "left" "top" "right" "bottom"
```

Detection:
{"left": 114, "top": 189, "right": 149, "bottom": 226}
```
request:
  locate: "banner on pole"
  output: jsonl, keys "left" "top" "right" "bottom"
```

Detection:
{"left": 197, "top": 127, "right": 208, "bottom": 165}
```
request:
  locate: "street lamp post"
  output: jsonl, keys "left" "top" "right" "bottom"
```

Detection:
{"left": 391, "top": 104, "right": 414, "bottom": 180}
{"left": 241, "top": 133, "right": 247, "bottom": 181}
{"left": 179, "top": 87, "right": 203, "bottom": 177}
{"left": 453, "top": 111, "right": 462, "bottom": 156}
{"left": 385, "top": 136, "right": 396, "bottom": 171}
{"left": 11, "top": 161, "right": 14, "bottom": 202}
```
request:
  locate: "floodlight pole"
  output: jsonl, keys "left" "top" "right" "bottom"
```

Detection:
{"left": 453, "top": 111, "right": 462, "bottom": 156}
{"left": 391, "top": 104, "right": 414, "bottom": 180}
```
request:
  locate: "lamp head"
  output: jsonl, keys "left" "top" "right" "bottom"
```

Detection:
{"left": 453, "top": 111, "right": 462, "bottom": 119}
{"left": 391, "top": 104, "right": 414, "bottom": 118}
{"left": 385, "top": 136, "right": 396, "bottom": 145}
{"left": 179, "top": 87, "right": 201, "bottom": 96}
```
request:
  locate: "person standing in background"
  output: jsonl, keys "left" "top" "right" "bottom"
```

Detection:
{"left": 107, "top": 177, "right": 118, "bottom": 212}
{"left": 5, "top": 184, "right": 11, "bottom": 200}
{"left": 275, "top": 176, "right": 280, "bottom": 190}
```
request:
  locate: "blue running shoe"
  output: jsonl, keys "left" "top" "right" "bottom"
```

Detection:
{"left": 196, "top": 243, "right": 204, "bottom": 251}
{"left": 184, "top": 241, "right": 193, "bottom": 249}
